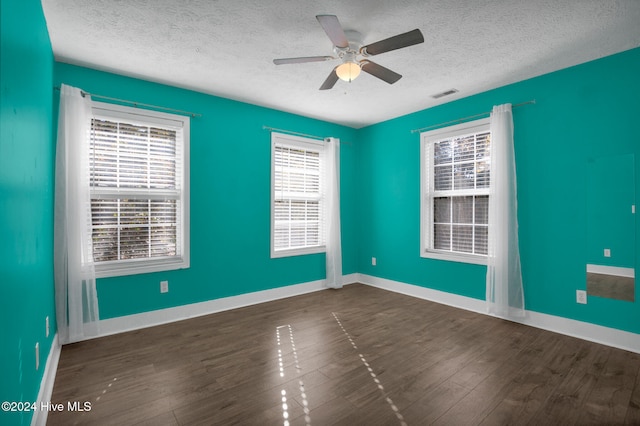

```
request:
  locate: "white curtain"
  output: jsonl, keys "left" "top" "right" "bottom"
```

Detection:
{"left": 54, "top": 84, "right": 100, "bottom": 344}
{"left": 325, "top": 137, "right": 343, "bottom": 289}
{"left": 486, "top": 104, "right": 525, "bottom": 318}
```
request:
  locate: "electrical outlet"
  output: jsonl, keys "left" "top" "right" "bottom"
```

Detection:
{"left": 604, "top": 248, "right": 611, "bottom": 258}
{"left": 46, "top": 316, "right": 50, "bottom": 338}
{"left": 372, "top": 257, "right": 377, "bottom": 266}
{"left": 35, "top": 343, "right": 40, "bottom": 370}
{"left": 160, "top": 280, "right": 169, "bottom": 293}
{"left": 576, "top": 290, "right": 587, "bottom": 304}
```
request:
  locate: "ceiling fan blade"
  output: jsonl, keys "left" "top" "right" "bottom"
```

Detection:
{"left": 361, "top": 29, "right": 424, "bottom": 56}
{"left": 319, "top": 67, "right": 339, "bottom": 90}
{"left": 316, "top": 15, "right": 349, "bottom": 48}
{"left": 361, "top": 60, "right": 402, "bottom": 84}
{"left": 273, "top": 56, "right": 335, "bottom": 65}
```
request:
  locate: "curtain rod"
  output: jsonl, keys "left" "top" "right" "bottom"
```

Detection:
{"left": 263, "top": 126, "right": 326, "bottom": 141}
{"left": 54, "top": 86, "right": 202, "bottom": 118}
{"left": 263, "top": 126, "right": 352, "bottom": 145}
{"left": 410, "top": 99, "right": 536, "bottom": 134}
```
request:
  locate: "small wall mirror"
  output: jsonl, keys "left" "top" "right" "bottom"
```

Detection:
{"left": 586, "top": 153, "right": 635, "bottom": 302}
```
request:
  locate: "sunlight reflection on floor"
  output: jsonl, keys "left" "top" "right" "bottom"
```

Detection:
{"left": 332, "top": 312, "right": 407, "bottom": 426}
{"left": 277, "top": 324, "right": 311, "bottom": 425}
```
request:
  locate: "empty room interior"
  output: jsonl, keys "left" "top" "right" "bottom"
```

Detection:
{"left": 2, "top": 0, "right": 640, "bottom": 425}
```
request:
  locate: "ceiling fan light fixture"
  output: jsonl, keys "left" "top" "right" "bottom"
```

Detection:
{"left": 336, "top": 61, "right": 361, "bottom": 82}
{"left": 273, "top": 15, "right": 425, "bottom": 90}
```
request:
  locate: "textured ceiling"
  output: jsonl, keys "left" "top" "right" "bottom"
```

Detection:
{"left": 42, "top": 0, "right": 640, "bottom": 128}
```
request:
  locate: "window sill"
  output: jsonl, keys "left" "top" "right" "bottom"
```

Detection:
{"left": 94, "top": 256, "right": 190, "bottom": 278}
{"left": 271, "top": 246, "right": 326, "bottom": 259}
{"left": 421, "top": 250, "right": 487, "bottom": 265}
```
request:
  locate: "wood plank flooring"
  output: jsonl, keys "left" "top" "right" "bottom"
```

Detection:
{"left": 47, "top": 284, "right": 640, "bottom": 425}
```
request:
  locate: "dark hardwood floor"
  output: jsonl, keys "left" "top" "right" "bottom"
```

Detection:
{"left": 48, "top": 284, "right": 640, "bottom": 425}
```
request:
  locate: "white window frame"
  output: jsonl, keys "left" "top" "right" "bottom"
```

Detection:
{"left": 420, "top": 118, "right": 490, "bottom": 265}
{"left": 90, "top": 102, "right": 190, "bottom": 277}
{"left": 270, "top": 132, "right": 326, "bottom": 258}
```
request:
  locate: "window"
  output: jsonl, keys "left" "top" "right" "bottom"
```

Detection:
{"left": 271, "top": 133, "right": 326, "bottom": 258}
{"left": 420, "top": 118, "right": 490, "bottom": 264}
{"left": 89, "top": 102, "right": 190, "bottom": 277}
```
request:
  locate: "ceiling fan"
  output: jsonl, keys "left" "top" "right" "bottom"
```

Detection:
{"left": 273, "top": 15, "right": 424, "bottom": 90}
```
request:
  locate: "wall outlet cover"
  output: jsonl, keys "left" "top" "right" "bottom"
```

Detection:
{"left": 372, "top": 257, "right": 377, "bottom": 266}
{"left": 576, "top": 290, "right": 587, "bottom": 304}
{"left": 160, "top": 280, "right": 169, "bottom": 293}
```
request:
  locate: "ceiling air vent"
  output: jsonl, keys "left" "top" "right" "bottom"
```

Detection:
{"left": 431, "top": 88, "right": 459, "bottom": 99}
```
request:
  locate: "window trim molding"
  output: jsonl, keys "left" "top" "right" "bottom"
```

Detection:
{"left": 420, "top": 118, "right": 490, "bottom": 265}
{"left": 270, "top": 132, "right": 326, "bottom": 259}
{"left": 90, "top": 101, "right": 190, "bottom": 278}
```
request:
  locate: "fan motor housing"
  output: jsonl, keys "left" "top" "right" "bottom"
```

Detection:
{"left": 334, "top": 30, "right": 364, "bottom": 58}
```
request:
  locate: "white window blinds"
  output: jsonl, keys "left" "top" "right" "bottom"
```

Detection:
{"left": 431, "top": 131, "right": 490, "bottom": 255}
{"left": 89, "top": 103, "right": 189, "bottom": 276}
{"left": 421, "top": 118, "right": 490, "bottom": 263}
{"left": 271, "top": 133, "right": 326, "bottom": 257}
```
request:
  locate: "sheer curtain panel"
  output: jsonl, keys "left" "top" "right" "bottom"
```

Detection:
{"left": 54, "top": 84, "right": 100, "bottom": 344}
{"left": 486, "top": 104, "right": 525, "bottom": 318}
{"left": 325, "top": 138, "right": 343, "bottom": 288}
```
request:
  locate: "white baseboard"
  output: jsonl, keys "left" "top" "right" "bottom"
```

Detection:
{"left": 97, "top": 274, "right": 359, "bottom": 339}
{"left": 31, "top": 334, "right": 61, "bottom": 426}
{"left": 359, "top": 273, "right": 488, "bottom": 314}
{"left": 357, "top": 273, "right": 640, "bottom": 354}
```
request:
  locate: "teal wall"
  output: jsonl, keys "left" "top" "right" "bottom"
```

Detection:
{"left": 0, "top": 0, "right": 57, "bottom": 424}
{"left": 54, "top": 63, "right": 359, "bottom": 320}
{"left": 356, "top": 47, "right": 640, "bottom": 334}
{"left": 586, "top": 154, "right": 635, "bottom": 268}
